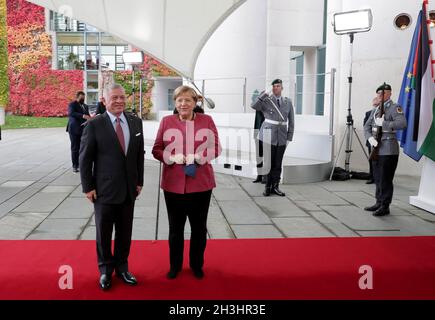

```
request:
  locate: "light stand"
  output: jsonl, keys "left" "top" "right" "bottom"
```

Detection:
{"left": 122, "top": 51, "right": 144, "bottom": 117}
{"left": 329, "top": 9, "right": 373, "bottom": 181}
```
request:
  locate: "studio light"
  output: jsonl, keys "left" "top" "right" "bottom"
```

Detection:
{"left": 333, "top": 9, "right": 373, "bottom": 35}
{"left": 330, "top": 9, "right": 373, "bottom": 181}
{"left": 122, "top": 51, "right": 144, "bottom": 65}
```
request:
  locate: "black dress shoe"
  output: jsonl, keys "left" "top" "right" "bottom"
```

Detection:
{"left": 263, "top": 186, "right": 271, "bottom": 197}
{"left": 253, "top": 175, "right": 263, "bottom": 183}
{"left": 73, "top": 167, "right": 79, "bottom": 173}
{"left": 373, "top": 206, "right": 390, "bottom": 217}
{"left": 364, "top": 203, "right": 381, "bottom": 212}
{"left": 166, "top": 268, "right": 180, "bottom": 280}
{"left": 192, "top": 268, "right": 204, "bottom": 279}
{"left": 366, "top": 179, "right": 375, "bottom": 184}
{"left": 99, "top": 274, "right": 112, "bottom": 291}
{"left": 272, "top": 184, "right": 286, "bottom": 197}
{"left": 116, "top": 271, "right": 137, "bottom": 285}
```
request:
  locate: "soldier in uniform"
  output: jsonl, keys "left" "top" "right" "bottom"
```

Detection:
{"left": 251, "top": 79, "right": 295, "bottom": 197}
{"left": 363, "top": 84, "right": 407, "bottom": 217}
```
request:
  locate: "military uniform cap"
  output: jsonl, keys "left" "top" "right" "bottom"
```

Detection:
{"left": 272, "top": 79, "right": 283, "bottom": 86}
{"left": 376, "top": 83, "right": 392, "bottom": 93}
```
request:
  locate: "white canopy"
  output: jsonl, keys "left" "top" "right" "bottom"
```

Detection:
{"left": 27, "top": 0, "right": 246, "bottom": 79}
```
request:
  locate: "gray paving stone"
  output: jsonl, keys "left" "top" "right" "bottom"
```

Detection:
{"left": 0, "top": 187, "right": 23, "bottom": 203}
{"left": 309, "top": 211, "right": 339, "bottom": 224}
{"left": 49, "top": 171, "right": 81, "bottom": 186}
{"left": 27, "top": 218, "right": 88, "bottom": 239}
{"left": 13, "top": 192, "right": 69, "bottom": 213}
{"left": 323, "top": 222, "right": 359, "bottom": 237}
{"left": 212, "top": 188, "right": 250, "bottom": 201}
{"left": 0, "top": 212, "right": 49, "bottom": 240}
{"left": 70, "top": 186, "right": 85, "bottom": 198}
{"left": 357, "top": 231, "right": 416, "bottom": 237}
{"left": 132, "top": 218, "right": 156, "bottom": 240}
{"left": 49, "top": 198, "right": 94, "bottom": 219}
{"left": 334, "top": 191, "right": 375, "bottom": 209}
{"left": 79, "top": 226, "right": 96, "bottom": 240}
{"left": 218, "top": 200, "right": 272, "bottom": 225}
{"left": 232, "top": 225, "right": 283, "bottom": 239}
{"left": 239, "top": 182, "right": 266, "bottom": 197}
{"left": 254, "top": 197, "right": 308, "bottom": 218}
{"left": 294, "top": 201, "right": 321, "bottom": 212}
{"left": 317, "top": 180, "right": 368, "bottom": 192}
{"left": 292, "top": 185, "right": 349, "bottom": 205}
{"left": 1, "top": 181, "right": 35, "bottom": 188}
{"left": 207, "top": 205, "right": 235, "bottom": 239}
{"left": 409, "top": 210, "right": 435, "bottom": 222}
{"left": 272, "top": 217, "right": 335, "bottom": 238}
{"left": 321, "top": 206, "right": 398, "bottom": 231}
{"left": 41, "top": 186, "right": 75, "bottom": 193}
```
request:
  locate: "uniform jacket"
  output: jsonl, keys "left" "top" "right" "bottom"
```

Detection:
{"left": 251, "top": 92, "right": 295, "bottom": 146}
{"left": 364, "top": 100, "right": 407, "bottom": 156}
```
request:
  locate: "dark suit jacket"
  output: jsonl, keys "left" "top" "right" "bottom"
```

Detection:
{"left": 95, "top": 102, "right": 106, "bottom": 115}
{"left": 79, "top": 112, "right": 144, "bottom": 204}
{"left": 67, "top": 101, "right": 90, "bottom": 135}
{"left": 364, "top": 110, "right": 373, "bottom": 148}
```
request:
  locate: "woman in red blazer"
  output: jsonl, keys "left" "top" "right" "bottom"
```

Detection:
{"left": 152, "top": 86, "right": 221, "bottom": 280}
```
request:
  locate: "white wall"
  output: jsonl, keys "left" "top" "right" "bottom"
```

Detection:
{"left": 194, "top": 0, "right": 268, "bottom": 113}
{"left": 326, "top": 0, "right": 428, "bottom": 176}
{"left": 151, "top": 79, "right": 182, "bottom": 113}
{"left": 266, "top": 0, "right": 324, "bottom": 98}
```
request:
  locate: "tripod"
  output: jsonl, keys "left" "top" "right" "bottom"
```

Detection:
{"left": 329, "top": 34, "right": 369, "bottom": 181}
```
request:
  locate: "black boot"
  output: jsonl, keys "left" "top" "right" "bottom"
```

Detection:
{"left": 373, "top": 205, "right": 390, "bottom": 217}
{"left": 272, "top": 183, "right": 286, "bottom": 197}
{"left": 253, "top": 175, "right": 263, "bottom": 183}
{"left": 263, "top": 185, "right": 272, "bottom": 197}
{"left": 364, "top": 202, "right": 381, "bottom": 212}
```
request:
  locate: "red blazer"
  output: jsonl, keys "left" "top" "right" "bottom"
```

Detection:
{"left": 152, "top": 113, "right": 222, "bottom": 194}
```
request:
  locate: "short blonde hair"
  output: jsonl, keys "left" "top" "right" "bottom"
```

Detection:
{"left": 173, "top": 85, "right": 198, "bottom": 103}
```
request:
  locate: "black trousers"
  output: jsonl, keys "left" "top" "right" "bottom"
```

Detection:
{"left": 263, "top": 143, "right": 287, "bottom": 186}
{"left": 94, "top": 196, "right": 135, "bottom": 275}
{"left": 163, "top": 190, "right": 212, "bottom": 271}
{"left": 69, "top": 132, "right": 82, "bottom": 168}
{"left": 255, "top": 139, "right": 264, "bottom": 175}
{"left": 373, "top": 155, "right": 399, "bottom": 207}
{"left": 367, "top": 146, "right": 373, "bottom": 180}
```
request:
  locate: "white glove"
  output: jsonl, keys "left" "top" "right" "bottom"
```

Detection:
{"left": 368, "top": 137, "right": 378, "bottom": 148}
{"left": 185, "top": 154, "right": 195, "bottom": 165}
{"left": 259, "top": 91, "right": 270, "bottom": 100}
{"left": 375, "top": 116, "right": 384, "bottom": 127}
{"left": 169, "top": 154, "right": 185, "bottom": 165}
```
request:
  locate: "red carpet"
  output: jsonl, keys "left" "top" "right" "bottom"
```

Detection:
{"left": 0, "top": 238, "right": 435, "bottom": 300}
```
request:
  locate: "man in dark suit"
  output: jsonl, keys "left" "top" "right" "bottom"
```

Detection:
{"left": 95, "top": 96, "right": 106, "bottom": 115}
{"left": 79, "top": 83, "right": 144, "bottom": 290}
{"left": 67, "top": 91, "right": 90, "bottom": 173}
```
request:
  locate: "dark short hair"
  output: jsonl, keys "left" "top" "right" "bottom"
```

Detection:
{"left": 76, "top": 91, "right": 86, "bottom": 98}
{"left": 272, "top": 79, "right": 283, "bottom": 86}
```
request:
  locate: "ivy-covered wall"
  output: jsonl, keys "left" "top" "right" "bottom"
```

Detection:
{"left": 6, "top": 0, "right": 83, "bottom": 117}
{"left": 0, "top": 0, "right": 9, "bottom": 108}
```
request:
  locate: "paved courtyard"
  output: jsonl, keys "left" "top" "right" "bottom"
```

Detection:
{"left": 0, "top": 127, "right": 435, "bottom": 240}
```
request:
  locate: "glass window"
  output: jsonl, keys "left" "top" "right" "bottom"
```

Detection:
{"left": 87, "top": 72, "right": 99, "bottom": 90}
{"left": 57, "top": 45, "right": 85, "bottom": 70}
{"left": 101, "top": 46, "right": 115, "bottom": 55}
